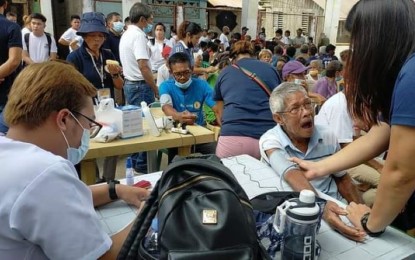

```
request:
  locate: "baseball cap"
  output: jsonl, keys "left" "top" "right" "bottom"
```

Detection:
{"left": 282, "top": 61, "right": 309, "bottom": 79}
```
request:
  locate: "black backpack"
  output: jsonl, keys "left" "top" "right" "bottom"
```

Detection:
{"left": 118, "top": 155, "right": 270, "bottom": 260}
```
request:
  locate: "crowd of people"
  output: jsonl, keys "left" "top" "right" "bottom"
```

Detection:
{"left": 1, "top": 0, "right": 415, "bottom": 258}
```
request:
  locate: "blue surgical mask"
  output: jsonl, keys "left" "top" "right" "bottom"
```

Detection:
{"left": 113, "top": 21, "right": 124, "bottom": 33}
{"left": 61, "top": 113, "right": 90, "bottom": 165}
{"left": 144, "top": 23, "right": 153, "bottom": 34}
{"left": 175, "top": 78, "right": 192, "bottom": 90}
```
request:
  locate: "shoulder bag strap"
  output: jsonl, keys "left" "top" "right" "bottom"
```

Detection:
{"left": 232, "top": 63, "right": 272, "bottom": 96}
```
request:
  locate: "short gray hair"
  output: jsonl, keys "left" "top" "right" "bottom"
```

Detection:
{"left": 129, "top": 2, "right": 153, "bottom": 23}
{"left": 309, "top": 59, "right": 322, "bottom": 69}
{"left": 269, "top": 83, "right": 308, "bottom": 114}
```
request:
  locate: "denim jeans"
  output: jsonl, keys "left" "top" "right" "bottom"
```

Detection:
{"left": 124, "top": 80, "right": 155, "bottom": 173}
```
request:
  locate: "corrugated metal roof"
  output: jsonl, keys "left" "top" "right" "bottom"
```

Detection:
{"left": 208, "top": 0, "right": 242, "bottom": 8}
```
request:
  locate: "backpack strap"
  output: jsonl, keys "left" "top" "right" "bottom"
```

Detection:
{"left": 24, "top": 32, "right": 52, "bottom": 56}
{"left": 117, "top": 180, "right": 160, "bottom": 259}
{"left": 24, "top": 33, "right": 30, "bottom": 55}
{"left": 232, "top": 63, "right": 272, "bottom": 97}
{"left": 45, "top": 32, "right": 52, "bottom": 56}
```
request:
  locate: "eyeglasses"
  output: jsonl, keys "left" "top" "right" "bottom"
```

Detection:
{"left": 71, "top": 111, "right": 103, "bottom": 138}
{"left": 172, "top": 70, "right": 192, "bottom": 79}
{"left": 278, "top": 101, "right": 317, "bottom": 115}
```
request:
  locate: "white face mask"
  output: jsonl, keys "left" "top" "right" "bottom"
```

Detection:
{"left": 175, "top": 78, "right": 192, "bottom": 90}
{"left": 113, "top": 21, "right": 124, "bottom": 33}
{"left": 61, "top": 113, "right": 90, "bottom": 165}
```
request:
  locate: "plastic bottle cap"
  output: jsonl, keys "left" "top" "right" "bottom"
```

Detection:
{"left": 126, "top": 157, "right": 132, "bottom": 168}
{"left": 299, "top": 189, "right": 315, "bottom": 204}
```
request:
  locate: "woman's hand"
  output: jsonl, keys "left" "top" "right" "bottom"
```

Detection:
{"left": 107, "top": 64, "right": 122, "bottom": 76}
{"left": 289, "top": 157, "right": 328, "bottom": 180}
{"left": 346, "top": 202, "right": 371, "bottom": 230}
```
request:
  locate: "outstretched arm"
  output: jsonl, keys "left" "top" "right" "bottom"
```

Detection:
{"left": 290, "top": 122, "right": 390, "bottom": 179}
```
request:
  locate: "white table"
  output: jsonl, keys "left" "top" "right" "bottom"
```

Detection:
{"left": 95, "top": 155, "right": 415, "bottom": 259}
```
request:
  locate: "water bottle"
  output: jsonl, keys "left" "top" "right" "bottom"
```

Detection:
{"left": 274, "top": 190, "right": 320, "bottom": 260}
{"left": 144, "top": 218, "right": 160, "bottom": 258}
{"left": 125, "top": 157, "right": 134, "bottom": 186}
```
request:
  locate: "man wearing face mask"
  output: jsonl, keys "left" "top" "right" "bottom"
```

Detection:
{"left": 120, "top": 2, "right": 158, "bottom": 174}
{"left": 103, "top": 12, "right": 123, "bottom": 63}
{"left": 0, "top": 61, "right": 149, "bottom": 259}
{"left": 160, "top": 52, "right": 219, "bottom": 162}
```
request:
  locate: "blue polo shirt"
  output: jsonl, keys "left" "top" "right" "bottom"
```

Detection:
{"left": 66, "top": 44, "right": 117, "bottom": 99}
{"left": 259, "top": 124, "right": 345, "bottom": 200}
{"left": 0, "top": 14, "right": 22, "bottom": 108}
{"left": 159, "top": 78, "right": 216, "bottom": 126}
{"left": 102, "top": 30, "right": 121, "bottom": 63}
{"left": 214, "top": 58, "right": 281, "bottom": 139}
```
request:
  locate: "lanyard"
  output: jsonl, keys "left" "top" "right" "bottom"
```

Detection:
{"left": 86, "top": 49, "right": 104, "bottom": 88}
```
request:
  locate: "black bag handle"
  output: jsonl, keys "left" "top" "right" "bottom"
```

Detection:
{"left": 117, "top": 181, "right": 160, "bottom": 259}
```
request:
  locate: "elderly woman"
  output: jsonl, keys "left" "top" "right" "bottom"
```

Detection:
{"left": 67, "top": 12, "right": 123, "bottom": 182}
{"left": 214, "top": 41, "right": 281, "bottom": 159}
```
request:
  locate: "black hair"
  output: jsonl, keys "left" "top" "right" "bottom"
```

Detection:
{"left": 285, "top": 30, "right": 290, "bottom": 34}
{"left": 168, "top": 52, "right": 191, "bottom": 68}
{"left": 124, "top": 16, "right": 130, "bottom": 23}
{"left": 325, "top": 44, "right": 336, "bottom": 52}
{"left": 275, "top": 29, "right": 283, "bottom": 35}
{"left": 30, "top": 13, "right": 47, "bottom": 23}
{"left": 274, "top": 45, "right": 284, "bottom": 55}
{"left": 231, "top": 32, "right": 241, "bottom": 41}
{"left": 154, "top": 22, "right": 166, "bottom": 32}
{"left": 296, "top": 57, "right": 307, "bottom": 66}
{"left": 178, "top": 21, "right": 202, "bottom": 40}
{"left": 345, "top": 0, "right": 415, "bottom": 125}
{"left": 309, "top": 45, "right": 318, "bottom": 56}
{"left": 70, "top": 15, "right": 80, "bottom": 21}
{"left": 207, "top": 41, "right": 219, "bottom": 52}
{"left": 106, "top": 12, "right": 120, "bottom": 23}
{"left": 286, "top": 46, "right": 296, "bottom": 58}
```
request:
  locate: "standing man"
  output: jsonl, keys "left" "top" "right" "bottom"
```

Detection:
{"left": 241, "top": 26, "right": 248, "bottom": 41}
{"left": 293, "top": 28, "right": 306, "bottom": 55}
{"left": 58, "top": 15, "right": 82, "bottom": 53}
{"left": 119, "top": 2, "right": 158, "bottom": 173}
{"left": 103, "top": 12, "right": 124, "bottom": 105}
{"left": 0, "top": 0, "right": 22, "bottom": 115}
{"left": 219, "top": 26, "right": 230, "bottom": 51}
{"left": 282, "top": 30, "right": 292, "bottom": 46}
{"left": 22, "top": 13, "right": 57, "bottom": 65}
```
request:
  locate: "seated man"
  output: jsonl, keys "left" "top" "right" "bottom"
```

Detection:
{"left": 315, "top": 90, "right": 382, "bottom": 207}
{"left": 160, "top": 52, "right": 219, "bottom": 162}
{"left": 259, "top": 82, "right": 365, "bottom": 241}
{"left": 0, "top": 61, "right": 149, "bottom": 259}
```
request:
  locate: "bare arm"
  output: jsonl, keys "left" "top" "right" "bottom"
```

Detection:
{"left": 211, "top": 104, "right": 222, "bottom": 126}
{"left": 90, "top": 184, "right": 149, "bottom": 208}
{"left": 22, "top": 49, "right": 34, "bottom": 65}
{"left": 291, "top": 122, "right": 390, "bottom": 179}
{"left": 58, "top": 38, "right": 70, "bottom": 46}
{"left": 99, "top": 221, "right": 133, "bottom": 260}
{"left": 0, "top": 47, "right": 22, "bottom": 80}
{"left": 162, "top": 104, "right": 196, "bottom": 124}
{"left": 348, "top": 125, "right": 415, "bottom": 232}
{"left": 49, "top": 52, "right": 57, "bottom": 61}
{"left": 334, "top": 174, "right": 364, "bottom": 204}
{"left": 138, "top": 59, "right": 159, "bottom": 98}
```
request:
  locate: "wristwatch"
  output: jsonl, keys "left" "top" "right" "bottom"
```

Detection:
{"left": 107, "top": 180, "right": 120, "bottom": 200}
{"left": 360, "top": 212, "right": 385, "bottom": 237}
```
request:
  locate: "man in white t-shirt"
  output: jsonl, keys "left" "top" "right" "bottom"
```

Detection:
{"left": 0, "top": 61, "right": 149, "bottom": 259}
{"left": 119, "top": 2, "right": 158, "bottom": 174}
{"left": 22, "top": 13, "right": 57, "bottom": 65}
{"left": 58, "top": 14, "right": 82, "bottom": 52}
{"left": 219, "top": 26, "right": 230, "bottom": 51}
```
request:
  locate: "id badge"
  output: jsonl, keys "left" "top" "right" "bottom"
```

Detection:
{"left": 97, "top": 88, "right": 111, "bottom": 101}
